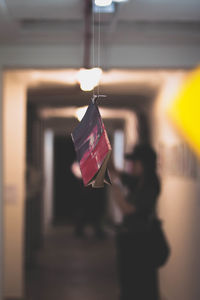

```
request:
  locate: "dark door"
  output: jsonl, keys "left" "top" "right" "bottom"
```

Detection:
{"left": 53, "top": 134, "right": 79, "bottom": 224}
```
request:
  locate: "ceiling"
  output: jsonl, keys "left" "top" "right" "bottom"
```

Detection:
{"left": 6, "top": 68, "right": 186, "bottom": 109}
{"left": 25, "top": 68, "right": 162, "bottom": 109}
{"left": 0, "top": 0, "right": 200, "bottom": 46}
{"left": 22, "top": 68, "right": 186, "bottom": 112}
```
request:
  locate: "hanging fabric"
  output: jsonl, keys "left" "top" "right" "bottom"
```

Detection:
{"left": 71, "top": 96, "right": 112, "bottom": 188}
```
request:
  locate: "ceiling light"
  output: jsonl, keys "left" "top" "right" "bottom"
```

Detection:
{"left": 75, "top": 106, "right": 88, "bottom": 122}
{"left": 113, "top": 0, "right": 128, "bottom": 2}
{"left": 77, "top": 68, "right": 102, "bottom": 92}
{"left": 93, "top": 2, "right": 115, "bottom": 13}
{"left": 95, "top": 0, "right": 113, "bottom": 7}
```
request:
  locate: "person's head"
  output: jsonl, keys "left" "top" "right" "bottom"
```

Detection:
{"left": 125, "top": 144, "right": 157, "bottom": 178}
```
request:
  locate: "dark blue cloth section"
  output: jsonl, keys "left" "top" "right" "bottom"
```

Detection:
{"left": 71, "top": 100, "right": 103, "bottom": 162}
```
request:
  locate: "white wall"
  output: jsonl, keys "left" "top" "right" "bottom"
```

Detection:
{"left": 105, "top": 45, "right": 200, "bottom": 69}
{"left": 0, "top": 45, "right": 83, "bottom": 68}
{"left": 152, "top": 74, "right": 200, "bottom": 300}
{"left": 0, "top": 69, "right": 3, "bottom": 300}
{"left": 0, "top": 44, "right": 200, "bottom": 69}
{"left": 3, "top": 72, "right": 26, "bottom": 298}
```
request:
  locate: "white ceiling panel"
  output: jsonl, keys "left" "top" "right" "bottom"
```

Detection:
{"left": 103, "top": 21, "right": 200, "bottom": 45}
{"left": 7, "top": 0, "right": 78, "bottom": 3}
{"left": 118, "top": 1, "right": 200, "bottom": 22}
{"left": 0, "top": 0, "right": 7, "bottom": 12}
{"left": 6, "top": 0, "right": 83, "bottom": 20}
{"left": 0, "top": 0, "right": 200, "bottom": 46}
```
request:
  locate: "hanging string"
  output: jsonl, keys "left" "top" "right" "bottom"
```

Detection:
{"left": 92, "top": 1, "right": 101, "bottom": 97}
{"left": 97, "top": 4, "right": 101, "bottom": 96}
{"left": 92, "top": 0, "right": 95, "bottom": 97}
{"left": 91, "top": 1, "right": 107, "bottom": 103}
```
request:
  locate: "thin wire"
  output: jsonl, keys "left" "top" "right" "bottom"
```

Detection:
{"left": 91, "top": 2, "right": 104, "bottom": 101}
{"left": 92, "top": 0, "right": 95, "bottom": 96}
{"left": 97, "top": 4, "right": 101, "bottom": 96}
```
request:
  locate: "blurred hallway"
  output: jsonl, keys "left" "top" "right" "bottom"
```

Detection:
{"left": 0, "top": 0, "right": 200, "bottom": 298}
{"left": 25, "top": 226, "right": 118, "bottom": 300}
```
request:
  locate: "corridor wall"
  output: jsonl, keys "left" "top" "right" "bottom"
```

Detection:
{"left": 152, "top": 74, "right": 200, "bottom": 300}
{"left": 0, "top": 70, "right": 3, "bottom": 300}
{"left": 0, "top": 42, "right": 200, "bottom": 299}
{"left": 2, "top": 72, "right": 26, "bottom": 298}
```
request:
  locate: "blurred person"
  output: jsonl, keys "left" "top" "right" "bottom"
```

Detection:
{"left": 71, "top": 161, "right": 107, "bottom": 239}
{"left": 110, "top": 144, "right": 161, "bottom": 300}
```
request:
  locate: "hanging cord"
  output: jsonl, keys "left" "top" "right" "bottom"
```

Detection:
{"left": 97, "top": 4, "right": 101, "bottom": 96}
{"left": 92, "top": 2, "right": 101, "bottom": 97}
{"left": 92, "top": 0, "right": 95, "bottom": 97}
{"left": 91, "top": 1, "right": 107, "bottom": 103}
{"left": 92, "top": 94, "right": 107, "bottom": 104}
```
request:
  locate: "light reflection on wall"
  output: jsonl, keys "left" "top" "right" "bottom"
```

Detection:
{"left": 113, "top": 130, "right": 124, "bottom": 171}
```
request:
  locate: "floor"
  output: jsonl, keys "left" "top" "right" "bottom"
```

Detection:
{"left": 25, "top": 225, "right": 119, "bottom": 300}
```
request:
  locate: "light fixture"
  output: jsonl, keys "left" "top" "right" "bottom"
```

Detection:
{"left": 113, "top": 130, "right": 124, "bottom": 171}
{"left": 93, "top": 2, "right": 115, "bottom": 13}
{"left": 71, "top": 161, "right": 82, "bottom": 178}
{"left": 113, "top": 0, "right": 128, "bottom": 2}
{"left": 77, "top": 67, "right": 102, "bottom": 92}
{"left": 75, "top": 106, "right": 88, "bottom": 122}
{"left": 95, "top": 0, "right": 112, "bottom": 7}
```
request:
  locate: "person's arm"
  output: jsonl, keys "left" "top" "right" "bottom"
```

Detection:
{"left": 112, "top": 180, "right": 136, "bottom": 215}
{"left": 109, "top": 162, "right": 136, "bottom": 215}
{"left": 135, "top": 187, "right": 158, "bottom": 215}
{"left": 120, "top": 172, "right": 137, "bottom": 190}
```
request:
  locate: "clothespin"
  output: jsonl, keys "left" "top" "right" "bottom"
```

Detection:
{"left": 92, "top": 94, "right": 98, "bottom": 104}
{"left": 92, "top": 94, "right": 107, "bottom": 104}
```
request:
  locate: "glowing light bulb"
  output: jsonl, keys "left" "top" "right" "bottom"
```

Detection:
{"left": 77, "top": 68, "right": 102, "bottom": 92}
{"left": 95, "top": 0, "right": 112, "bottom": 7}
{"left": 75, "top": 106, "right": 88, "bottom": 122}
{"left": 113, "top": 0, "right": 128, "bottom": 2}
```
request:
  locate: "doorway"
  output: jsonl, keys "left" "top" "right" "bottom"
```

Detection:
{"left": 53, "top": 134, "right": 78, "bottom": 224}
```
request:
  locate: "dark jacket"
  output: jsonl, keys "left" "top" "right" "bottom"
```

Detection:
{"left": 116, "top": 172, "right": 161, "bottom": 300}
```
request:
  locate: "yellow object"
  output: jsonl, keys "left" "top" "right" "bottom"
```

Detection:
{"left": 168, "top": 67, "right": 200, "bottom": 157}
